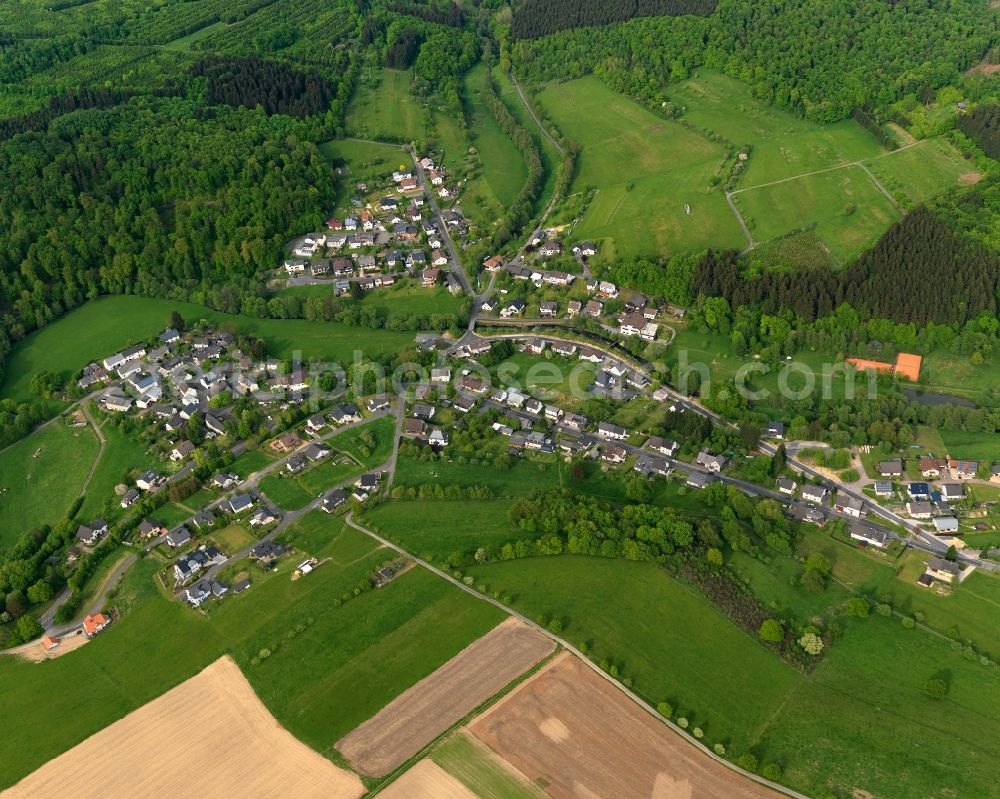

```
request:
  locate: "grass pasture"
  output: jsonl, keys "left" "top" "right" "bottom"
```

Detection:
{"left": 536, "top": 76, "right": 745, "bottom": 259}
{"left": 939, "top": 428, "right": 1000, "bottom": 462}
{"left": 0, "top": 422, "right": 99, "bottom": 549}
{"left": 281, "top": 282, "right": 467, "bottom": 321}
{"left": 393, "top": 454, "right": 560, "bottom": 497}
{"left": 318, "top": 138, "right": 406, "bottom": 203}
{"left": 733, "top": 165, "right": 901, "bottom": 264}
{"left": 463, "top": 63, "right": 528, "bottom": 211}
{"left": 346, "top": 68, "right": 427, "bottom": 143}
{"left": 865, "top": 137, "right": 973, "bottom": 208}
{"left": 468, "top": 556, "right": 800, "bottom": 752}
{"left": 361, "top": 499, "right": 518, "bottom": 563}
{"left": 670, "top": 69, "right": 885, "bottom": 185}
{"left": 78, "top": 420, "right": 166, "bottom": 522}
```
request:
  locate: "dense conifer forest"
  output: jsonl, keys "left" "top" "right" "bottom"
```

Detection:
{"left": 689, "top": 210, "right": 1000, "bottom": 326}
{"left": 192, "top": 56, "right": 339, "bottom": 117}
{"left": 511, "top": 0, "right": 716, "bottom": 40}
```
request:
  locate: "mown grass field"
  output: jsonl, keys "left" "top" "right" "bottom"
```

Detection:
{"left": 361, "top": 499, "right": 519, "bottom": 563}
{"left": 237, "top": 563, "right": 505, "bottom": 755}
{"left": 865, "top": 137, "right": 973, "bottom": 208}
{"left": 733, "top": 165, "right": 901, "bottom": 264}
{"left": 0, "top": 525, "right": 504, "bottom": 789}
{"left": 0, "top": 422, "right": 98, "bottom": 548}
{"left": 939, "top": 428, "right": 1000, "bottom": 461}
{"left": 757, "top": 614, "right": 1000, "bottom": 799}
{"left": 536, "top": 76, "right": 745, "bottom": 259}
{"left": 0, "top": 295, "right": 415, "bottom": 404}
{"left": 669, "top": 69, "right": 885, "bottom": 186}
{"left": 78, "top": 419, "right": 166, "bottom": 522}
{"left": 470, "top": 550, "right": 1000, "bottom": 798}
{"left": 345, "top": 68, "right": 427, "bottom": 143}
{"left": 393, "top": 454, "right": 560, "bottom": 496}
{"left": 469, "top": 556, "right": 800, "bottom": 752}
{"left": 230, "top": 448, "right": 277, "bottom": 478}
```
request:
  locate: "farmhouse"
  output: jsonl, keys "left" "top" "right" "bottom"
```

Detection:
{"left": 83, "top": 613, "right": 111, "bottom": 637}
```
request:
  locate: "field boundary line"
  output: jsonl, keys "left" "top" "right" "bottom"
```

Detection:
{"left": 731, "top": 139, "right": 924, "bottom": 197}
{"left": 344, "top": 513, "right": 809, "bottom": 799}
{"left": 366, "top": 647, "right": 561, "bottom": 796}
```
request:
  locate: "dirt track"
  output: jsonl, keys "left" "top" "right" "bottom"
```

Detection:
{"left": 2, "top": 657, "right": 364, "bottom": 799}
{"left": 470, "top": 653, "right": 782, "bottom": 799}
{"left": 378, "top": 759, "right": 477, "bottom": 799}
{"left": 337, "top": 617, "right": 554, "bottom": 776}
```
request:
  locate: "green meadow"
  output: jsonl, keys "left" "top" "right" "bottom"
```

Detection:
{"left": 669, "top": 69, "right": 885, "bottom": 185}
{"left": 0, "top": 422, "right": 98, "bottom": 547}
{"left": 733, "top": 165, "right": 901, "bottom": 264}
{"left": 0, "top": 525, "right": 504, "bottom": 788}
{"left": 469, "top": 550, "right": 1000, "bottom": 799}
{"left": 345, "top": 68, "right": 428, "bottom": 143}
{"left": 865, "top": 137, "right": 972, "bottom": 208}
{"left": 536, "top": 76, "right": 745, "bottom": 259}
{"left": 463, "top": 62, "right": 528, "bottom": 211}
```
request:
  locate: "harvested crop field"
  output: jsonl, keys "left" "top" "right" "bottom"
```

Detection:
{"left": 3, "top": 657, "right": 364, "bottom": 799}
{"left": 469, "top": 653, "right": 781, "bottom": 799}
{"left": 379, "top": 759, "right": 477, "bottom": 799}
{"left": 337, "top": 617, "right": 554, "bottom": 776}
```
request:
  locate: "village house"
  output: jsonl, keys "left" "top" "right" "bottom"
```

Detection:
{"left": 572, "top": 241, "right": 597, "bottom": 257}
{"left": 170, "top": 441, "right": 194, "bottom": 463}
{"left": 83, "top": 613, "right": 111, "bottom": 637}
{"left": 923, "top": 558, "right": 962, "bottom": 585}
{"left": 850, "top": 525, "right": 891, "bottom": 548}
{"left": 877, "top": 460, "right": 904, "bottom": 478}
{"left": 766, "top": 421, "right": 785, "bottom": 439}
{"left": 916, "top": 457, "right": 945, "bottom": 478}
{"left": 835, "top": 495, "right": 865, "bottom": 518}
{"left": 874, "top": 481, "right": 894, "bottom": 497}
{"left": 777, "top": 477, "right": 797, "bottom": 495}
{"left": 597, "top": 421, "right": 628, "bottom": 441}
{"left": 601, "top": 444, "right": 627, "bottom": 464}
{"left": 948, "top": 459, "right": 978, "bottom": 480}
{"left": 76, "top": 520, "right": 109, "bottom": 545}
{"left": 696, "top": 450, "right": 727, "bottom": 473}
{"left": 321, "top": 489, "right": 347, "bottom": 513}
{"left": 801, "top": 485, "right": 829, "bottom": 505}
